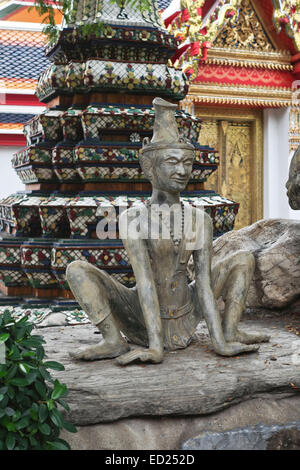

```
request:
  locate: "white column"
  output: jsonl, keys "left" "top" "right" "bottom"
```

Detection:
{"left": 263, "top": 108, "right": 300, "bottom": 220}
{"left": 0, "top": 147, "right": 24, "bottom": 199}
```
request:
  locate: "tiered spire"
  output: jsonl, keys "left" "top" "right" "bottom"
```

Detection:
{"left": 0, "top": 0, "right": 238, "bottom": 303}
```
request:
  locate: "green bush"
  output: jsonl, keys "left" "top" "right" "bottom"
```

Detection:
{"left": 0, "top": 310, "right": 77, "bottom": 450}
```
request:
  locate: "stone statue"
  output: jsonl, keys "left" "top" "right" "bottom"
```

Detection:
{"left": 67, "top": 98, "right": 269, "bottom": 365}
{"left": 286, "top": 145, "right": 300, "bottom": 209}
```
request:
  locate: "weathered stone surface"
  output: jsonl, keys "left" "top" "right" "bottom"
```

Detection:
{"left": 60, "top": 396, "right": 300, "bottom": 450}
{"left": 181, "top": 422, "right": 300, "bottom": 450}
{"left": 41, "top": 318, "right": 300, "bottom": 426}
{"left": 213, "top": 219, "right": 300, "bottom": 309}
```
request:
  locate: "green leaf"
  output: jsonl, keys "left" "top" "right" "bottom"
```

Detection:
{"left": 22, "top": 351, "right": 35, "bottom": 358}
{"left": 38, "top": 422, "right": 51, "bottom": 436}
{"left": 29, "top": 435, "right": 38, "bottom": 447}
{"left": 15, "top": 416, "right": 30, "bottom": 430}
{"left": 44, "top": 361, "right": 65, "bottom": 371}
{"left": 21, "top": 338, "right": 43, "bottom": 348}
{"left": 51, "top": 380, "right": 67, "bottom": 400}
{"left": 0, "top": 333, "right": 9, "bottom": 343}
{"left": 36, "top": 345, "right": 45, "bottom": 361}
{"left": 0, "top": 394, "right": 8, "bottom": 409}
{"left": 15, "top": 326, "right": 27, "bottom": 341}
{"left": 16, "top": 315, "right": 29, "bottom": 325}
{"left": 9, "top": 377, "right": 31, "bottom": 387}
{"left": 63, "top": 420, "right": 77, "bottom": 433}
{"left": 3, "top": 310, "right": 12, "bottom": 324}
{"left": 19, "top": 363, "right": 31, "bottom": 374}
{"left": 56, "top": 398, "right": 70, "bottom": 412}
{"left": 6, "top": 364, "right": 17, "bottom": 380}
{"left": 12, "top": 410, "right": 21, "bottom": 422}
{"left": 0, "top": 394, "right": 4, "bottom": 402}
{"left": 35, "top": 380, "right": 47, "bottom": 398}
{"left": 50, "top": 408, "right": 64, "bottom": 428}
{"left": 39, "top": 403, "right": 48, "bottom": 423}
{"left": 46, "top": 399, "right": 55, "bottom": 411}
{"left": 39, "top": 366, "right": 52, "bottom": 382}
{"left": 46, "top": 439, "right": 70, "bottom": 450}
{"left": 5, "top": 432, "right": 16, "bottom": 450}
{"left": 4, "top": 407, "right": 15, "bottom": 416}
{"left": 30, "top": 407, "right": 38, "bottom": 421}
{"left": 8, "top": 344, "right": 21, "bottom": 360}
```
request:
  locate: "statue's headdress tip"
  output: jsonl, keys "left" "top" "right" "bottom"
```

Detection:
{"left": 142, "top": 97, "right": 195, "bottom": 153}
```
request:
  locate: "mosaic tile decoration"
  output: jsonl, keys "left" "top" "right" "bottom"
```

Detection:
{"left": 0, "top": 304, "right": 89, "bottom": 326}
{"left": 36, "top": 61, "right": 189, "bottom": 102}
{"left": 52, "top": 145, "right": 80, "bottom": 183}
{"left": 0, "top": 191, "right": 239, "bottom": 239}
{"left": 15, "top": 165, "right": 56, "bottom": 185}
{"left": 61, "top": 107, "right": 84, "bottom": 142}
{"left": 0, "top": 237, "right": 136, "bottom": 294}
{"left": 67, "top": 0, "right": 165, "bottom": 31}
{"left": 12, "top": 145, "right": 53, "bottom": 168}
{"left": 0, "top": 194, "right": 47, "bottom": 237}
{"left": 80, "top": 104, "right": 201, "bottom": 142}
{"left": 24, "top": 108, "right": 65, "bottom": 144}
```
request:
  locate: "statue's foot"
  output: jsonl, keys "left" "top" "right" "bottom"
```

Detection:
{"left": 225, "top": 329, "right": 270, "bottom": 345}
{"left": 69, "top": 340, "right": 130, "bottom": 361}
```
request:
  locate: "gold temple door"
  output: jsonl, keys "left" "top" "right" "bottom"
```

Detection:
{"left": 195, "top": 108, "right": 264, "bottom": 230}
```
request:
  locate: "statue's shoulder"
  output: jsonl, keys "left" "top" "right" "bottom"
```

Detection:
{"left": 183, "top": 203, "right": 212, "bottom": 226}
{"left": 119, "top": 203, "right": 147, "bottom": 220}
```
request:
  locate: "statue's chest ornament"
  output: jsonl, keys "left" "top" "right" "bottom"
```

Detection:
{"left": 145, "top": 201, "right": 185, "bottom": 255}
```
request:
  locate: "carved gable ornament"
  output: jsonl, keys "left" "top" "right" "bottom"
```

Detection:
{"left": 214, "top": 0, "right": 275, "bottom": 52}
{"left": 167, "top": 0, "right": 295, "bottom": 81}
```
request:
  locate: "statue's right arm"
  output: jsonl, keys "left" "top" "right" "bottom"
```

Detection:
{"left": 118, "top": 209, "right": 163, "bottom": 364}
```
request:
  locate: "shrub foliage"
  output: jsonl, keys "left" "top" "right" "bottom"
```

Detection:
{"left": 0, "top": 310, "right": 76, "bottom": 450}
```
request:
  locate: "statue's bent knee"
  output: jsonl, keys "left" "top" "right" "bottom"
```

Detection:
{"left": 66, "top": 260, "right": 90, "bottom": 284}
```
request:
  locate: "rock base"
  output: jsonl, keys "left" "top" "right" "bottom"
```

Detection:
{"left": 39, "top": 313, "right": 300, "bottom": 449}
{"left": 60, "top": 396, "right": 300, "bottom": 450}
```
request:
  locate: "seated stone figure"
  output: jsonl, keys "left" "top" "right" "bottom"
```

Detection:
{"left": 286, "top": 144, "right": 300, "bottom": 209}
{"left": 67, "top": 98, "right": 269, "bottom": 365}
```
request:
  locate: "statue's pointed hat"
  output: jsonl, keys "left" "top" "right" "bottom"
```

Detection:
{"left": 142, "top": 97, "right": 194, "bottom": 153}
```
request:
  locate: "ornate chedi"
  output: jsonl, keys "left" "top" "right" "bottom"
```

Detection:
{"left": 0, "top": 0, "right": 239, "bottom": 306}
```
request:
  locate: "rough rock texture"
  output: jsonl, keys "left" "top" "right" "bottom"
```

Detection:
{"left": 213, "top": 219, "right": 300, "bottom": 309}
{"left": 60, "top": 397, "right": 300, "bottom": 450}
{"left": 181, "top": 422, "right": 300, "bottom": 450}
{"left": 42, "top": 319, "right": 300, "bottom": 426}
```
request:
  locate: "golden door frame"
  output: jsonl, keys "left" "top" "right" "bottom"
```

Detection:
{"left": 194, "top": 106, "right": 264, "bottom": 227}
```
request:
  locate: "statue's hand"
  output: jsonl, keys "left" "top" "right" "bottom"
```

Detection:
{"left": 214, "top": 342, "right": 259, "bottom": 357}
{"left": 116, "top": 347, "right": 163, "bottom": 365}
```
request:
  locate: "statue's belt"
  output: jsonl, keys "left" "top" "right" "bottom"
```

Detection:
{"left": 160, "top": 301, "right": 194, "bottom": 320}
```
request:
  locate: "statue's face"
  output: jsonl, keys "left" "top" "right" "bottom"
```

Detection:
{"left": 286, "top": 147, "right": 300, "bottom": 210}
{"left": 151, "top": 148, "right": 194, "bottom": 193}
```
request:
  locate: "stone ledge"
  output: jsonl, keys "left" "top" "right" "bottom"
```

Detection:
{"left": 60, "top": 396, "right": 300, "bottom": 450}
{"left": 42, "top": 318, "right": 300, "bottom": 426}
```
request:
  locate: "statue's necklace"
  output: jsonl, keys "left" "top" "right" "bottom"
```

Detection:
{"left": 145, "top": 200, "right": 185, "bottom": 253}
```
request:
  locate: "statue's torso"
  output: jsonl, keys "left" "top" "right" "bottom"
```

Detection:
{"left": 146, "top": 237, "right": 193, "bottom": 315}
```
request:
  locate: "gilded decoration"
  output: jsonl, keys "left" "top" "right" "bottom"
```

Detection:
{"left": 168, "top": 0, "right": 299, "bottom": 82}
{"left": 289, "top": 107, "right": 300, "bottom": 152}
{"left": 273, "top": 0, "right": 300, "bottom": 51}
{"left": 214, "top": 0, "right": 274, "bottom": 52}
{"left": 205, "top": 48, "right": 292, "bottom": 71}
{"left": 194, "top": 107, "right": 264, "bottom": 229}
{"left": 185, "top": 82, "right": 292, "bottom": 107}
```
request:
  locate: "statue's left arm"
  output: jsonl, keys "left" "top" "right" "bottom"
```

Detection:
{"left": 193, "top": 211, "right": 258, "bottom": 357}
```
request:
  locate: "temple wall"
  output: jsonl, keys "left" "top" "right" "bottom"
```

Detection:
{"left": 0, "top": 146, "right": 24, "bottom": 199}
{"left": 263, "top": 108, "right": 300, "bottom": 221}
